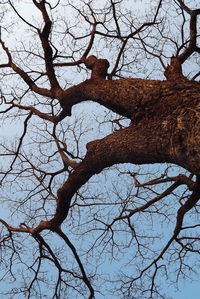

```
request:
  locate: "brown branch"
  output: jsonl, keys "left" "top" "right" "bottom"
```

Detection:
{"left": 52, "top": 125, "right": 79, "bottom": 169}
{"left": 170, "top": 1, "right": 200, "bottom": 67}
{"left": 10, "top": 112, "right": 33, "bottom": 169}
{"left": 45, "top": 121, "right": 185, "bottom": 230}
{"left": 178, "top": 10, "right": 199, "bottom": 63}
{"left": 84, "top": 56, "right": 110, "bottom": 79}
{"left": 0, "top": 219, "right": 33, "bottom": 234}
{"left": 110, "top": 0, "right": 122, "bottom": 37}
{"left": 114, "top": 181, "right": 180, "bottom": 221}
{"left": 53, "top": 58, "right": 84, "bottom": 67}
{"left": 125, "top": 177, "right": 200, "bottom": 289}
{"left": 192, "top": 71, "right": 200, "bottom": 81}
{"left": 131, "top": 173, "right": 196, "bottom": 190}
{"left": 6, "top": 102, "right": 58, "bottom": 123}
{"left": 110, "top": 0, "right": 163, "bottom": 76}
{"left": 8, "top": 0, "right": 38, "bottom": 30}
{"left": 0, "top": 38, "right": 54, "bottom": 98}
{"left": 164, "top": 2, "right": 200, "bottom": 79}
{"left": 176, "top": 0, "right": 192, "bottom": 14}
{"left": 81, "top": 5, "right": 97, "bottom": 59}
{"left": 56, "top": 228, "right": 95, "bottom": 299}
{"left": 174, "top": 176, "right": 200, "bottom": 236}
{"left": 33, "top": 0, "right": 60, "bottom": 89}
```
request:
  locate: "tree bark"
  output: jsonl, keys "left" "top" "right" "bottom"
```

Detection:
{"left": 26, "top": 57, "right": 200, "bottom": 231}
{"left": 58, "top": 73, "right": 200, "bottom": 175}
{"left": 37, "top": 75, "right": 199, "bottom": 230}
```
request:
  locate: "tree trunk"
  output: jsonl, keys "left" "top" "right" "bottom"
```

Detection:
{"left": 59, "top": 75, "right": 200, "bottom": 175}
{"left": 38, "top": 75, "right": 199, "bottom": 230}
{"left": 28, "top": 58, "right": 200, "bottom": 231}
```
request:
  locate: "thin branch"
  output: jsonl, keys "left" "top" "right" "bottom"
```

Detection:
{"left": 56, "top": 228, "right": 95, "bottom": 299}
{"left": 10, "top": 112, "right": 33, "bottom": 169}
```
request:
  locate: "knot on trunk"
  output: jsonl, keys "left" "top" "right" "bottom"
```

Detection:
{"left": 164, "top": 57, "right": 186, "bottom": 81}
{"left": 85, "top": 56, "right": 110, "bottom": 79}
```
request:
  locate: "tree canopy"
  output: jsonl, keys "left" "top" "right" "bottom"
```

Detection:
{"left": 0, "top": 0, "right": 200, "bottom": 298}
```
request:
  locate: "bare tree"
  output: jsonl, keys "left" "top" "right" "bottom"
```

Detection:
{"left": 0, "top": 0, "right": 200, "bottom": 298}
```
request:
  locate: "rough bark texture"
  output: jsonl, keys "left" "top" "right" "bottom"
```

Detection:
{"left": 39, "top": 73, "right": 199, "bottom": 229}
{"left": 23, "top": 57, "right": 195, "bottom": 230}
{"left": 1, "top": 2, "right": 200, "bottom": 298}
{"left": 58, "top": 73, "right": 200, "bottom": 173}
{"left": 3, "top": 55, "right": 199, "bottom": 233}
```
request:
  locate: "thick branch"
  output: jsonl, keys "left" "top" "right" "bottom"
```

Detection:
{"left": 46, "top": 112, "right": 200, "bottom": 229}
{"left": 60, "top": 62, "right": 200, "bottom": 120}
{"left": 33, "top": 0, "right": 60, "bottom": 89}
